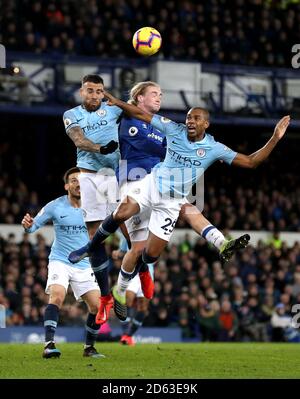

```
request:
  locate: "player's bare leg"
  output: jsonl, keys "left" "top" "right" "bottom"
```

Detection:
{"left": 113, "top": 231, "right": 165, "bottom": 321}
{"left": 181, "top": 203, "right": 250, "bottom": 262}
{"left": 121, "top": 240, "right": 145, "bottom": 273}
{"left": 114, "top": 239, "right": 154, "bottom": 317}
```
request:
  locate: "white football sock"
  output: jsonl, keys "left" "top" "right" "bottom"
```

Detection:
{"left": 201, "top": 224, "right": 226, "bottom": 250}
{"left": 117, "top": 266, "right": 134, "bottom": 296}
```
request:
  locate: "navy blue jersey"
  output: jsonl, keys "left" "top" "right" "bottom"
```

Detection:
{"left": 117, "top": 115, "right": 166, "bottom": 185}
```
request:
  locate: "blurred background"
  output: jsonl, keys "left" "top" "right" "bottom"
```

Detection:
{"left": 0, "top": 0, "right": 300, "bottom": 344}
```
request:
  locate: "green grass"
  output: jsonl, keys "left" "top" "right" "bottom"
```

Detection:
{"left": 1, "top": 343, "right": 300, "bottom": 379}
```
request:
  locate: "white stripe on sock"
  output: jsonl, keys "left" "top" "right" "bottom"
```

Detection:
{"left": 202, "top": 226, "right": 225, "bottom": 250}
{"left": 117, "top": 266, "right": 134, "bottom": 295}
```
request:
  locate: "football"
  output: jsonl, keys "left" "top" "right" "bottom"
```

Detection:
{"left": 132, "top": 27, "right": 162, "bottom": 56}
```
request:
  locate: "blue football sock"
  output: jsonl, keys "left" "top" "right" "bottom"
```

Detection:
{"left": 120, "top": 307, "right": 135, "bottom": 335}
{"left": 85, "top": 313, "right": 100, "bottom": 346}
{"left": 134, "top": 254, "right": 149, "bottom": 274}
{"left": 128, "top": 311, "right": 146, "bottom": 336}
{"left": 89, "top": 214, "right": 120, "bottom": 252}
{"left": 44, "top": 304, "right": 59, "bottom": 343}
{"left": 90, "top": 242, "right": 110, "bottom": 296}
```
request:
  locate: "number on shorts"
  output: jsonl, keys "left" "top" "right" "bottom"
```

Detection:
{"left": 91, "top": 273, "right": 97, "bottom": 283}
{"left": 161, "top": 217, "right": 176, "bottom": 235}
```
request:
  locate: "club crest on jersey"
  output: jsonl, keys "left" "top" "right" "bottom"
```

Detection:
{"left": 64, "top": 118, "right": 71, "bottom": 127}
{"left": 51, "top": 274, "right": 58, "bottom": 280}
{"left": 160, "top": 117, "right": 171, "bottom": 123}
{"left": 132, "top": 216, "right": 141, "bottom": 226}
{"left": 96, "top": 109, "right": 106, "bottom": 117}
{"left": 129, "top": 126, "right": 138, "bottom": 136}
{"left": 197, "top": 148, "right": 206, "bottom": 157}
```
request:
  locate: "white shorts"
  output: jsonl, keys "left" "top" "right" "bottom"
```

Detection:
{"left": 46, "top": 261, "right": 100, "bottom": 301}
{"left": 120, "top": 180, "right": 150, "bottom": 242}
{"left": 126, "top": 173, "right": 187, "bottom": 242}
{"left": 79, "top": 171, "right": 119, "bottom": 222}
{"left": 127, "top": 275, "right": 144, "bottom": 297}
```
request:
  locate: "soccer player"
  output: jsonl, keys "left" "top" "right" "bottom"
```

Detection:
{"left": 63, "top": 74, "right": 122, "bottom": 325}
{"left": 69, "top": 90, "right": 290, "bottom": 321}
{"left": 21, "top": 167, "right": 104, "bottom": 358}
{"left": 115, "top": 81, "right": 249, "bottom": 303}
{"left": 112, "top": 233, "right": 153, "bottom": 346}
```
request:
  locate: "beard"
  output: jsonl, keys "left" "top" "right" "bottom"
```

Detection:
{"left": 83, "top": 101, "right": 100, "bottom": 112}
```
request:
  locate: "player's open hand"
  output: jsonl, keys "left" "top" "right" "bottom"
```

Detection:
{"left": 21, "top": 213, "right": 34, "bottom": 229}
{"left": 104, "top": 90, "right": 118, "bottom": 106}
{"left": 273, "top": 115, "right": 290, "bottom": 140}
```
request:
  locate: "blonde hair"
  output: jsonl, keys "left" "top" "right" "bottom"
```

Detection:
{"left": 128, "top": 81, "right": 160, "bottom": 105}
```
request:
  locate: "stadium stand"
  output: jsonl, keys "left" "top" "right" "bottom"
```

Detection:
{"left": 1, "top": 0, "right": 299, "bottom": 67}
{"left": 1, "top": 0, "right": 300, "bottom": 343}
{"left": 1, "top": 229, "right": 300, "bottom": 342}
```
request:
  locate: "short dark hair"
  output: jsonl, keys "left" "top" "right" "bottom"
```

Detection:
{"left": 63, "top": 167, "right": 80, "bottom": 183}
{"left": 190, "top": 107, "right": 210, "bottom": 121}
{"left": 81, "top": 74, "right": 104, "bottom": 86}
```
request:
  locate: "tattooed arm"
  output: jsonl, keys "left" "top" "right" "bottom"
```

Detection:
{"left": 67, "top": 126, "right": 101, "bottom": 152}
{"left": 67, "top": 126, "right": 118, "bottom": 155}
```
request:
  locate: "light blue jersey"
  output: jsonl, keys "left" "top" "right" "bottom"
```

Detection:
{"left": 25, "top": 196, "right": 90, "bottom": 269}
{"left": 118, "top": 233, "right": 154, "bottom": 280}
{"left": 150, "top": 114, "right": 237, "bottom": 197}
{"left": 63, "top": 102, "right": 122, "bottom": 171}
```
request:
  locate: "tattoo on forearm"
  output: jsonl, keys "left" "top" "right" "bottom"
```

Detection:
{"left": 67, "top": 126, "right": 100, "bottom": 152}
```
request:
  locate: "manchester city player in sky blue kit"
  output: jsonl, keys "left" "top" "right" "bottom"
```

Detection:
{"left": 63, "top": 75, "right": 122, "bottom": 326}
{"left": 69, "top": 89, "right": 290, "bottom": 320}
{"left": 21, "top": 167, "right": 104, "bottom": 359}
{"left": 110, "top": 81, "right": 250, "bottom": 319}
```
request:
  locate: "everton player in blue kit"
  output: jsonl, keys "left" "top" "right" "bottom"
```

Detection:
{"left": 63, "top": 75, "right": 121, "bottom": 325}
{"left": 116, "top": 82, "right": 166, "bottom": 301}
{"left": 69, "top": 89, "right": 290, "bottom": 321}
{"left": 21, "top": 168, "right": 104, "bottom": 358}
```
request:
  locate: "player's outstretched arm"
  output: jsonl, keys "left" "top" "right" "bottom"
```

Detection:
{"left": 232, "top": 115, "right": 290, "bottom": 169}
{"left": 104, "top": 90, "right": 152, "bottom": 124}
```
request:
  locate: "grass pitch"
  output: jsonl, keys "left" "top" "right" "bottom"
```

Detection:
{"left": 0, "top": 342, "right": 300, "bottom": 379}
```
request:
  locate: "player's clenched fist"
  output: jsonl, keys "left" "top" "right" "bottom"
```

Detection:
{"left": 21, "top": 213, "right": 34, "bottom": 229}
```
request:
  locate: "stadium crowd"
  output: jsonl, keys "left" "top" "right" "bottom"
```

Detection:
{"left": 1, "top": 229, "right": 300, "bottom": 342}
{"left": 1, "top": 152, "right": 300, "bottom": 232}
{"left": 1, "top": 0, "right": 299, "bottom": 343}
{"left": 1, "top": 0, "right": 299, "bottom": 68}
